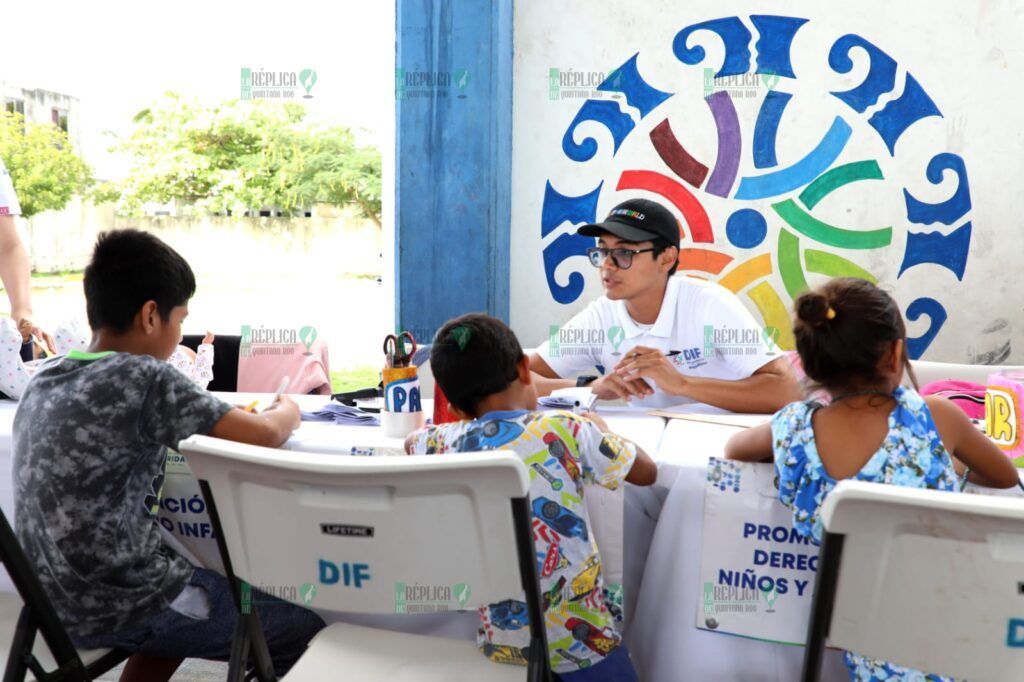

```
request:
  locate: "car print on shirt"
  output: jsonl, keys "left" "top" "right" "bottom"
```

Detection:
{"left": 532, "top": 496, "right": 588, "bottom": 541}
{"left": 531, "top": 462, "right": 564, "bottom": 490}
{"left": 482, "top": 642, "right": 528, "bottom": 666}
{"left": 569, "top": 555, "right": 601, "bottom": 601}
{"left": 539, "top": 541, "right": 572, "bottom": 579}
{"left": 565, "top": 617, "right": 618, "bottom": 656}
{"left": 488, "top": 599, "right": 529, "bottom": 630}
{"left": 598, "top": 437, "right": 623, "bottom": 460}
{"left": 543, "top": 575, "right": 568, "bottom": 611}
{"left": 452, "top": 419, "right": 525, "bottom": 451}
{"left": 543, "top": 432, "right": 581, "bottom": 480}
{"left": 555, "top": 648, "right": 593, "bottom": 669}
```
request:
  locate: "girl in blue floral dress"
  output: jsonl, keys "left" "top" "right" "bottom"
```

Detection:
{"left": 726, "top": 278, "right": 1018, "bottom": 682}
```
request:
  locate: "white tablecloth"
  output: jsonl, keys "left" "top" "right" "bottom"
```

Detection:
{"left": 3, "top": 392, "right": 954, "bottom": 681}
{"left": 625, "top": 418, "right": 849, "bottom": 681}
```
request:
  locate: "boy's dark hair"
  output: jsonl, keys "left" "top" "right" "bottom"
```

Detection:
{"left": 431, "top": 313, "right": 524, "bottom": 415}
{"left": 793, "top": 277, "right": 917, "bottom": 391}
{"left": 83, "top": 229, "right": 196, "bottom": 333}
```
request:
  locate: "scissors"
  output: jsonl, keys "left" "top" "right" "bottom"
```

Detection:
{"left": 383, "top": 331, "right": 417, "bottom": 368}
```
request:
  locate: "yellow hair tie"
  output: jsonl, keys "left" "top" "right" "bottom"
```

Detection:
{"left": 825, "top": 307, "right": 837, "bottom": 320}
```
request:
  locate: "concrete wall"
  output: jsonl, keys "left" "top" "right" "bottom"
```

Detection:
{"left": 114, "top": 208, "right": 382, "bottom": 279}
{"left": 510, "top": 0, "right": 1024, "bottom": 364}
{"left": 18, "top": 204, "right": 381, "bottom": 277}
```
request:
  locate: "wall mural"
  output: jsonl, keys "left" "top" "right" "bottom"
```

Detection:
{"left": 540, "top": 15, "right": 972, "bottom": 358}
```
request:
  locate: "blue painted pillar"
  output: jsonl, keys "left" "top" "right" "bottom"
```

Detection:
{"left": 395, "top": 0, "right": 513, "bottom": 343}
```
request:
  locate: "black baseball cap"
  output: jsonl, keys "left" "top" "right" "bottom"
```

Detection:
{"left": 577, "top": 198, "right": 681, "bottom": 245}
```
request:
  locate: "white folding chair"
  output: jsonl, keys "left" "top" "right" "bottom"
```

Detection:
{"left": 909, "top": 360, "right": 1024, "bottom": 386}
{"left": 178, "top": 435, "right": 553, "bottom": 682}
{"left": 801, "top": 480, "right": 1024, "bottom": 682}
{"left": 0, "top": 508, "right": 129, "bottom": 681}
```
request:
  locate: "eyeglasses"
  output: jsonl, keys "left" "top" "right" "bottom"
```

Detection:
{"left": 586, "top": 246, "right": 657, "bottom": 270}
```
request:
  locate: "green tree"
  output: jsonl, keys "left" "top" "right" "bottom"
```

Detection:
{"left": 0, "top": 112, "right": 92, "bottom": 219}
{"left": 117, "top": 93, "right": 382, "bottom": 225}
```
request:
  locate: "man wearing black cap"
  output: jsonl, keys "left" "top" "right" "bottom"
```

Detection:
{"left": 530, "top": 198, "right": 800, "bottom": 413}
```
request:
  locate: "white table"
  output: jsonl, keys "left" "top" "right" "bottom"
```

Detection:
{"left": 627, "top": 417, "right": 1024, "bottom": 681}
{"left": 0, "top": 395, "right": 665, "bottom": 643}
{"left": 623, "top": 418, "right": 849, "bottom": 681}
{"left": 9, "top": 391, "right": 998, "bottom": 681}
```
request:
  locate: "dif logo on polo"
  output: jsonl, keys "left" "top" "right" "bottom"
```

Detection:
{"left": 318, "top": 559, "right": 372, "bottom": 588}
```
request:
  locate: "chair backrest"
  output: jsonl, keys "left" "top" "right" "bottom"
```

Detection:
{"left": 178, "top": 435, "right": 533, "bottom": 615}
{"left": 0, "top": 506, "right": 80, "bottom": 670}
{"left": 909, "top": 360, "right": 1024, "bottom": 387}
{"left": 181, "top": 334, "right": 241, "bottom": 392}
{"left": 812, "top": 480, "right": 1024, "bottom": 680}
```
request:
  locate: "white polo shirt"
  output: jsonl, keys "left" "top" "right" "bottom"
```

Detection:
{"left": 0, "top": 158, "right": 21, "bottom": 216}
{"left": 536, "top": 276, "right": 778, "bottom": 408}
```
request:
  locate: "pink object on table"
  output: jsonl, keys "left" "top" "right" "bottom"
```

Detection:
{"left": 237, "top": 340, "right": 331, "bottom": 395}
{"left": 920, "top": 380, "right": 986, "bottom": 420}
{"left": 985, "top": 371, "right": 1024, "bottom": 463}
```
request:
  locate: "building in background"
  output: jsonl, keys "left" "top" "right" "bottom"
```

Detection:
{"left": 1, "top": 82, "right": 81, "bottom": 150}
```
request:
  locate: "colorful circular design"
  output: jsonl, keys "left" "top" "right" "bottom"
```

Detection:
{"left": 540, "top": 15, "right": 972, "bottom": 358}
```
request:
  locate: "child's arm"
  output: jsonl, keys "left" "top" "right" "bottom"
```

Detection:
{"left": 724, "top": 423, "right": 774, "bottom": 462}
{"left": 209, "top": 396, "right": 301, "bottom": 449}
{"left": 926, "top": 396, "right": 1019, "bottom": 489}
{"left": 626, "top": 447, "right": 657, "bottom": 485}
{"left": 582, "top": 412, "right": 657, "bottom": 486}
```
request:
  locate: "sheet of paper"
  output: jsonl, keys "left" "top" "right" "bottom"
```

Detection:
{"left": 647, "top": 403, "right": 770, "bottom": 429}
{"left": 537, "top": 387, "right": 597, "bottom": 411}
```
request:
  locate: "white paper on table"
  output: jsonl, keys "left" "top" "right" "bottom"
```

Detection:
{"left": 648, "top": 403, "right": 770, "bottom": 429}
{"left": 538, "top": 387, "right": 597, "bottom": 411}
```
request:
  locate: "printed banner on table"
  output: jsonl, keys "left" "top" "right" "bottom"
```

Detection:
{"left": 696, "top": 458, "right": 818, "bottom": 645}
{"left": 157, "top": 449, "right": 223, "bottom": 571}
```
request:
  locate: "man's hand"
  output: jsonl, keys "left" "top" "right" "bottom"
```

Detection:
{"left": 590, "top": 372, "right": 653, "bottom": 401}
{"left": 615, "top": 346, "right": 685, "bottom": 395}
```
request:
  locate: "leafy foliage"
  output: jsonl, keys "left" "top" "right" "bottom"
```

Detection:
{"left": 117, "top": 94, "right": 381, "bottom": 225}
{"left": 0, "top": 112, "right": 92, "bottom": 219}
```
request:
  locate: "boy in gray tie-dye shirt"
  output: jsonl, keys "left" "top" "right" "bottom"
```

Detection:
{"left": 13, "top": 229, "right": 322, "bottom": 680}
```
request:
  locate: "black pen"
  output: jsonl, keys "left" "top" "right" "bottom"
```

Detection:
{"left": 623, "top": 350, "right": 682, "bottom": 358}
